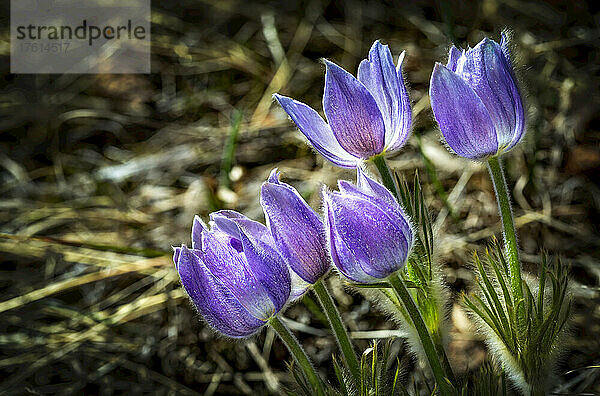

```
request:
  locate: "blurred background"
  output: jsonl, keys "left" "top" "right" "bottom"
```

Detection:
{"left": 1, "top": 0, "right": 599, "bottom": 394}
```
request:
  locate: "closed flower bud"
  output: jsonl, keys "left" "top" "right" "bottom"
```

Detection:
{"left": 274, "top": 40, "right": 412, "bottom": 168}
{"left": 174, "top": 211, "right": 291, "bottom": 338}
{"left": 430, "top": 34, "right": 525, "bottom": 159}
{"left": 261, "top": 169, "right": 330, "bottom": 298}
{"left": 323, "top": 169, "right": 414, "bottom": 283}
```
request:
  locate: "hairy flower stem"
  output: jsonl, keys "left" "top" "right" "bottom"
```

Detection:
{"left": 372, "top": 154, "right": 400, "bottom": 199}
{"left": 313, "top": 279, "right": 361, "bottom": 385}
{"left": 486, "top": 156, "right": 524, "bottom": 308}
{"left": 388, "top": 273, "right": 455, "bottom": 394}
{"left": 269, "top": 315, "right": 324, "bottom": 396}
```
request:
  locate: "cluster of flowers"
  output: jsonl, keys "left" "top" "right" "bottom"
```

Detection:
{"left": 174, "top": 34, "right": 524, "bottom": 333}
{"left": 173, "top": 34, "right": 565, "bottom": 395}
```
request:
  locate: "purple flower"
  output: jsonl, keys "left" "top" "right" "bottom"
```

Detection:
{"left": 274, "top": 40, "right": 412, "bottom": 168}
{"left": 261, "top": 169, "right": 330, "bottom": 297}
{"left": 430, "top": 34, "right": 525, "bottom": 159}
{"left": 173, "top": 211, "right": 291, "bottom": 338}
{"left": 323, "top": 168, "right": 414, "bottom": 283}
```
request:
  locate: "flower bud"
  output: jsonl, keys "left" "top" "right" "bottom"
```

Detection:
{"left": 323, "top": 169, "right": 414, "bottom": 283}
{"left": 261, "top": 169, "right": 330, "bottom": 297}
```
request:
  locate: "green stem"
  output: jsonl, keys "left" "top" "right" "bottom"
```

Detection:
{"left": 388, "top": 274, "right": 454, "bottom": 395}
{"left": 372, "top": 154, "right": 399, "bottom": 199}
{"left": 268, "top": 315, "right": 324, "bottom": 396}
{"left": 486, "top": 156, "right": 523, "bottom": 304}
{"left": 313, "top": 279, "right": 361, "bottom": 384}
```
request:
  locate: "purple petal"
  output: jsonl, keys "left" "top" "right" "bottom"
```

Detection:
{"left": 356, "top": 167, "right": 398, "bottom": 207}
{"left": 387, "top": 51, "right": 413, "bottom": 152}
{"left": 453, "top": 38, "right": 525, "bottom": 152}
{"left": 323, "top": 60, "right": 386, "bottom": 158}
{"left": 324, "top": 189, "right": 413, "bottom": 282}
{"left": 207, "top": 210, "right": 291, "bottom": 312}
{"left": 173, "top": 245, "right": 182, "bottom": 269}
{"left": 446, "top": 46, "right": 463, "bottom": 72}
{"left": 237, "top": 226, "right": 291, "bottom": 312}
{"left": 210, "top": 210, "right": 269, "bottom": 242}
{"left": 177, "top": 245, "right": 264, "bottom": 338}
{"left": 289, "top": 271, "right": 311, "bottom": 301}
{"left": 261, "top": 175, "right": 330, "bottom": 284}
{"left": 274, "top": 94, "right": 359, "bottom": 168}
{"left": 323, "top": 191, "right": 380, "bottom": 284}
{"left": 191, "top": 215, "right": 206, "bottom": 249}
{"left": 268, "top": 168, "right": 280, "bottom": 184}
{"left": 357, "top": 42, "right": 411, "bottom": 153}
{"left": 430, "top": 63, "right": 498, "bottom": 159}
{"left": 201, "top": 229, "right": 276, "bottom": 320}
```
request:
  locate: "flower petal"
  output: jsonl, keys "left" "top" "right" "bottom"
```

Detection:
{"left": 177, "top": 245, "right": 264, "bottom": 338}
{"left": 208, "top": 210, "right": 291, "bottom": 312}
{"left": 323, "top": 60, "right": 386, "bottom": 158}
{"left": 191, "top": 215, "right": 206, "bottom": 249}
{"left": 453, "top": 38, "right": 525, "bottom": 151}
{"left": 201, "top": 228, "right": 276, "bottom": 320}
{"left": 387, "top": 51, "right": 413, "bottom": 152}
{"left": 323, "top": 191, "right": 380, "bottom": 284}
{"left": 357, "top": 42, "right": 411, "bottom": 153}
{"left": 446, "top": 45, "right": 463, "bottom": 72}
{"left": 430, "top": 63, "right": 498, "bottom": 159}
{"left": 237, "top": 226, "right": 291, "bottom": 312}
{"left": 210, "top": 210, "right": 269, "bottom": 243}
{"left": 261, "top": 174, "right": 330, "bottom": 284}
{"left": 355, "top": 167, "right": 398, "bottom": 207}
{"left": 274, "top": 94, "right": 359, "bottom": 168}
{"left": 289, "top": 270, "right": 312, "bottom": 301}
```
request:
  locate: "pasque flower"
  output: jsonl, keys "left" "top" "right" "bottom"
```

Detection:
{"left": 173, "top": 211, "right": 291, "bottom": 338}
{"left": 430, "top": 34, "right": 525, "bottom": 159}
{"left": 323, "top": 169, "right": 414, "bottom": 283}
{"left": 261, "top": 169, "right": 330, "bottom": 294}
{"left": 274, "top": 40, "right": 411, "bottom": 168}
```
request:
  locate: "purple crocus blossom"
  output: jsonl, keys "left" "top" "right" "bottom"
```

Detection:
{"left": 430, "top": 34, "right": 525, "bottom": 159}
{"left": 173, "top": 211, "right": 291, "bottom": 338}
{"left": 274, "top": 40, "right": 412, "bottom": 168}
{"left": 261, "top": 169, "right": 330, "bottom": 297}
{"left": 323, "top": 168, "right": 414, "bottom": 283}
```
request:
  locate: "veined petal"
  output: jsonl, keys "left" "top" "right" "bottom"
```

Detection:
{"left": 453, "top": 38, "right": 525, "bottom": 152}
{"left": 209, "top": 210, "right": 291, "bottom": 312}
{"left": 323, "top": 191, "right": 380, "bottom": 284}
{"left": 430, "top": 63, "right": 498, "bottom": 159}
{"left": 177, "top": 245, "right": 264, "bottom": 338}
{"left": 261, "top": 174, "right": 330, "bottom": 284}
{"left": 357, "top": 42, "right": 411, "bottom": 153}
{"left": 274, "top": 94, "right": 359, "bottom": 168}
{"left": 209, "top": 210, "right": 269, "bottom": 243}
{"left": 356, "top": 167, "right": 398, "bottom": 207}
{"left": 323, "top": 60, "right": 386, "bottom": 157}
{"left": 173, "top": 245, "right": 182, "bottom": 270}
{"left": 289, "top": 270, "right": 312, "bottom": 301}
{"left": 446, "top": 45, "right": 464, "bottom": 72}
{"left": 237, "top": 226, "right": 291, "bottom": 312}
{"left": 201, "top": 228, "right": 276, "bottom": 320}
{"left": 324, "top": 189, "right": 412, "bottom": 281}
{"left": 387, "top": 51, "right": 412, "bottom": 152}
{"left": 191, "top": 215, "right": 206, "bottom": 249}
{"left": 337, "top": 178, "right": 411, "bottom": 238}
